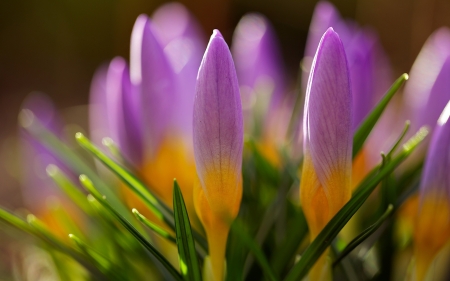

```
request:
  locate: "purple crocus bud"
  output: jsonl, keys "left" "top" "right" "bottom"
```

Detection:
{"left": 414, "top": 101, "right": 450, "bottom": 281}
{"left": 152, "top": 3, "right": 206, "bottom": 137}
{"left": 346, "top": 29, "right": 377, "bottom": 129}
{"left": 193, "top": 29, "right": 243, "bottom": 281}
{"left": 300, "top": 28, "right": 352, "bottom": 280}
{"left": 232, "top": 13, "right": 286, "bottom": 114}
{"left": 105, "top": 57, "right": 143, "bottom": 166}
{"left": 404, "top": 27, "right": 450, "bottom": 133}
{"left": 130, "top": 14, "right": 176, "bottom": 157}
{"left": 89, "top": 64, "right": 109, "bottom": 148}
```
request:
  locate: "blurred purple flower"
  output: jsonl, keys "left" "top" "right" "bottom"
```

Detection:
{"left": 414, "top": 101, "right": 450, "bottom": 280}
{"left": 404, "top": 27, "right": 450, "bottom": 133}
{"left": 130, "top": 14, "right": 177, "bottom": 157}
{"left": 232, "top": 13, "right": 286, "bottom": 115}
{"left": 152, "top": 3, "right": 205, "bottom": 137}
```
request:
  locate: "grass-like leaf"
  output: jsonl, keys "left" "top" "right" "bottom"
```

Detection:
{"left": 21, "top": 114, "right": 131, "bottom": 221}
{"left": 284, "top": 127, "right": 428, "bottom": 281}
{"left": 75, "top": 132, "right": 208, "bottom": 251}
{"left": 173, "top": 180, "right": 202, "bottom": 281}
{"left": 132, "top": 208, "right": 177, "bottom": 244}
{"left": 352, "top": 73, "right": 409, "bottom": 158}
{"left": 231, "top": 219, "right": 279, "bottom": 281}
{"left": 46, "top": 164, "right": 91, "bottom": 214}
{"left": 79, "top": 174, "right": 183, "bottom": 281}
{"left": 332, "top": 204, "right": 394, "bottom": 267}
{"left": 68, "top": 234, "right": 126, "bottom": 281}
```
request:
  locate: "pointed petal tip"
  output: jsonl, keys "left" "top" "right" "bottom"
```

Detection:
{"left": 212, "top": 29, "right": 224, "bottom": 40}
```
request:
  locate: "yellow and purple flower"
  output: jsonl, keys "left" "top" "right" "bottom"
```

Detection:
{"left": 413, "top": 101, "right": 450, "bottom": 281}
{"left": 193, "top": 30, "right": 243, "bottom": 281}
{"left": 300, "top": 27, "right": 352, "bottom": 280}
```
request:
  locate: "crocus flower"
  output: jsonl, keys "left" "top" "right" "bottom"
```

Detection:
{"left": 302, "top": 2, "right": 350, "bottom": 94}
{"left": 300, "top": 28, "right": 352, "bottom": 280}
{"left": 232, "top": 13, "right": 290, "bottom": 166}
{"left": 193, "top": 30, "right": 243, "bottom": 281}
{"left": 232, "top": 13, "right": 286, "bottom": 118}
{"left": 105, "top": 57, "right": 143, "bottom": 167}
{"left": 403, "top": 27, "right": 450, "bottom": 134}
{"left": 413, "top": 101, "right": 450, "bottom": 281}
{"left": 152, "top": 2, "right": 205, "bottom": 137}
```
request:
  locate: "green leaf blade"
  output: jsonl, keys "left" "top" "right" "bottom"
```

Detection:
{"left": 79, "top": 174, "right": 183, "bottom": 281}
{"left": 173, "top": 180, "right": 202, "bottom": 281}
{"left": 353, "top": 73, "right": 409, "bottom": 158}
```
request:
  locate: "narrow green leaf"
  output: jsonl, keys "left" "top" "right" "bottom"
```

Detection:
{"left": 353, "top": 73, "right": 409, "bottom": 158}
{"left": 284, "top": 127, "right": 428, "bottom": 281}
{"left": 75, "top": 132, "right": 208, "bottom": 251}
{"left": 332, "top": 204, "right": 394, "bottom": 267}
{"left": 271, "top": 207, "right": 308, "bottom": 276}
{"left": 79, "top": 174, "right": 183, "bottom": 281}
{"left": 68, "top": 234, "right": 126, "bottom": 281}
{"left": 231, "top": 219, "right": 279, "bottom": 281}
{"left": 133, "top": 208, "right": 176, "bottom": 244}
{"left": 21, "top": 114, "right": 132, "bottom": 221}
{"left": 0, "top": 207, "right": 107, "bottom": 279}
{"left": 173, "top": 180, "right": 202, "bottom": 281}
{"left": 46, "top": 164, "right": 91, "bottom": 214}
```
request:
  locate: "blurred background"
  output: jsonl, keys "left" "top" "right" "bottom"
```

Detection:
{"left": 0, "top": 0, "right": 449, "bottom": 210}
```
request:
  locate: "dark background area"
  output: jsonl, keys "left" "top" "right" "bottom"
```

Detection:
{"left": 0, "top": 0, "right": 449, "bottom": 209}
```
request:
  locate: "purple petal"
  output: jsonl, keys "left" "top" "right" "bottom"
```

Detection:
{"left": 152, "top": 3, "right": 206, "bottom": 137}
{"left": 106, "top": 57, "right": 144, "bottom": 166}
{"left": 302, "top": 1, "right": 352, "bottom": 96}
{"left": 232, "top": 13, "right": 286, "bottom": 110}
{"left": 404, "top": 27, "right": 450, "bottom": 132}
{"left": 420, "top": 101, "right": 450, "bottom": 198}
{"left": 303, "top": 28, "right": 352, "bottom": 191}
{"left": 89, "top": 64, "right": 110, "bottom": 147}
{"left": 346, "top": 30, "right": 376, "bottom": 129}
{"left": 193, "top": 30, "right": 243, "bottom": 212}
{"left": 130, "top": 14, "right": 176, "bottom": 156}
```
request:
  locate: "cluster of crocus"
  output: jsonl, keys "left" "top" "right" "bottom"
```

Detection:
{"left": 2, "top": 1, "right": 450, "bottom": 281}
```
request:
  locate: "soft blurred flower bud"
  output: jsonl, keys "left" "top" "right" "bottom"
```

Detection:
{"left": 105, "top": 57, "right": 143, "bottom": 167}
{"left": 232, "top": 13, "right": 286, "bottom": 116}
{"left": 404, "top": 27, "right": 450, "bottom": 134}
{"left": 413, "top": 101, "right": 450, "bottom": 281}
{"left": 300, "top": 28, "right": 352, "bottom": 280}
{"left": 193, "top": 29, "right": 243, "bottom": 281}
{"left": 152, "top": 3, "right": 205, "bottom": 137}
{"left": 232, "top": 13, "right": 289, "bottom": 166}
{"left": 130, "top": 14, "right": 176, "bottom": 157}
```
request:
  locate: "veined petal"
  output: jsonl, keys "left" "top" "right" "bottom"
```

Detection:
{"left": 152, "top": 3, "right": 206, "bottom": 137}
{"left": 193, "top": 30, "right": 243, "bottom": 220}
{"left": 130, "top": 14, "right": 176, "bottom": 156}
{"left": 304, "top": 28, "right": 352, "bottom": 195}
{"left": 302, "top": 1, "right": 352, "bottom": 103}
{"left": 106, "top": 57, "right": 143, "bottom": 166}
